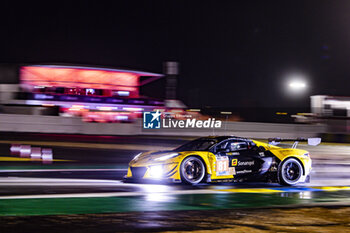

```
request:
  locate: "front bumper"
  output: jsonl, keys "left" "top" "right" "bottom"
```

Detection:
{"left": 123, "top": 176, "right": 181, "bottom": 184}
{"left": 125, "top": 163, "right": 180, "bottom": 182}
{"left": 298, "top": 174, "right": 310, "bottom": 183}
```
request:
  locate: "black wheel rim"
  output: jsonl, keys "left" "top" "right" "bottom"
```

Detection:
{"left": 183, "top": 159, "right": 203, "bottom": 183}
{"left": 283, "top": 160, "right": 301, "bottom": 182}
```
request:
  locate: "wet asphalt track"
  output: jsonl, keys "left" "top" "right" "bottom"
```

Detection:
{"left": 0, "top": 133, "right": 350, "bottom": 232}
{"left": 0, "top": 133, "right": 350, "bottom": 194}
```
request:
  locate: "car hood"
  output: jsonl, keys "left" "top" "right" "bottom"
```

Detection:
{"left": 130, "top": 150, "right": 179, "bottom": 166}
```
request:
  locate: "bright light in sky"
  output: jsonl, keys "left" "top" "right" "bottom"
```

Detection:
{"left": 289, "top": 81, "right": 307, "bottom": 90}
{"left": 284, "top": 73, "right": 309, "bottom": 97}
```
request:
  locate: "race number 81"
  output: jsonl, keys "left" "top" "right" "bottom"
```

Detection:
{"left": 216, "top": 159, "right": 229, "bottom": 173}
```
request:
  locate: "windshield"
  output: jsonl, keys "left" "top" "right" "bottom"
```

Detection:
{"left": 174, "top": 138, "right": 217, "bottom": 151}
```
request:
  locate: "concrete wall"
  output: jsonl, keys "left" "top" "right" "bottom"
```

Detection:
{"left": 0, "top": 84, "right": 19, "bottom": 104}
{"left": 1, "top": 105, "right": 59, "bottom": 115}
{"left": 0, "top": 114, "right": 326, "bottom": 138}
{"left": 0, "top": 114, "right": 82, "bottom": 134}
{"left": 140, "top": 120, "right": 326, "bottom": 138}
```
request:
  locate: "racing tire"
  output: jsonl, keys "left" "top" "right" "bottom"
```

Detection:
{"left": 278, "top": 158, "right": 303, "bottom": 186}
{"left": 180, "top": 156, "right": 206, "bottom": 185}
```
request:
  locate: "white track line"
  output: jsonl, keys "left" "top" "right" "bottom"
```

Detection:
{"left": 0, "top": 189, "right": 223, "bottom": 200}
{"left": 0, "top": 177, "right": 172, "bottom": 188}
{"left": 0, "top": 177, "right": 122, "bottom": 184}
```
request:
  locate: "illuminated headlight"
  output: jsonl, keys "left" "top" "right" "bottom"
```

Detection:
{"left": 133, "top": 152, "right": 142, "bottom": 161}
{"left": 155, "top": 153, "right": 179, "bottom": 161}
{"left": 149, "top": 165, "right": 163, "bottom": 178}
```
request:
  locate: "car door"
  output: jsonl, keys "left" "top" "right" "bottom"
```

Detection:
{"left": 215, "top": 140, "right": 263, "bottom": 178}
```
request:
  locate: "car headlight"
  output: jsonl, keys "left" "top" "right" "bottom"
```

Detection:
{"left": 155, "top": 153, "right": 179, "bottom": 161}
{"left": 149, "top": 165, "right": 163, "bottom": 178}
{"left": 133, "top": 152, "right": 142, "bottom": 161}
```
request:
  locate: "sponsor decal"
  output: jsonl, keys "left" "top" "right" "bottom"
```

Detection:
{"left": 238, "top": 161, "right": 255, "bottom": 166}
{"left": 236, "top": 169, "right": 252, "bottom": 174}
{"left": 227, "top": 152, "right": 240, "bottom": 156}
{"left": 232, "top": 158, "right": 238, "bottom": 166}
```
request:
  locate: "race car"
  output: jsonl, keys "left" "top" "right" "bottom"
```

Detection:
{"left": 125, "top": 136, "right": 320, "bottom": 185}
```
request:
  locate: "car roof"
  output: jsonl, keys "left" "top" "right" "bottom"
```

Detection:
{"left": 200, "top": 136, "right": 252, "bottom": 143}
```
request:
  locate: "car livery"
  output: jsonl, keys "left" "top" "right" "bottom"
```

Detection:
{"left": 125, "top": 136, "right": 320, "bottom": 185}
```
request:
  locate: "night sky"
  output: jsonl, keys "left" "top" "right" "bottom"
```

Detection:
{"left": 1, "top": 1, "right": 350, "bottom": 108}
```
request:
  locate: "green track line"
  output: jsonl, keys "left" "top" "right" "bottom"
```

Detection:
{"left": 1, "top": 191, "right": 350, "bottom": 216}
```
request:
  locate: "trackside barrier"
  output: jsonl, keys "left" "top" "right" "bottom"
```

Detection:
{"left": 10, "top": 144, "right": 21, "bottom": 156}
{"left": 41, "top": 148, "right": 53, "bottom": 164}
{"left": 19, "top": 145, "right": 31, "bottom": 158}
{"left": 30, "top": 147, "right": 42, "bottom": 160}
{"left": 9, "top": 144, "right": 53, "bottom": 163}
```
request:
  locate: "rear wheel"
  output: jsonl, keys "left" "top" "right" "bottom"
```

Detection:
{"left": 180, "top": 156, "right": 206, "bottom": 185}
{"left": 278, "top": 158, "right": 303, "bottom": 186}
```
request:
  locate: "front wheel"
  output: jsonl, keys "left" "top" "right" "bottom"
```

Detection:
{"left": 278, "top": 158, "right": 303, "bottom": 186}
{"left": 180, "top": 156, "right": 206, "bottom": 185}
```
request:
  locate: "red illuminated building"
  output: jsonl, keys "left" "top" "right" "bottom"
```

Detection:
{"left": 16, "top": 64, "right": 165, "bottom": 122}
{"left": 20, "top": 65, "right": 163, "bottom": 98}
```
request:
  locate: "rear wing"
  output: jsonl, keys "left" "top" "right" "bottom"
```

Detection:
{"left": 268, "top": 137, "right": 321, "bottom": 149}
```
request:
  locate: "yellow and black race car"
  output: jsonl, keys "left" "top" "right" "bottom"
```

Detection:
{"left": 125, "top": 136, "right": 320, "bottom": 185}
